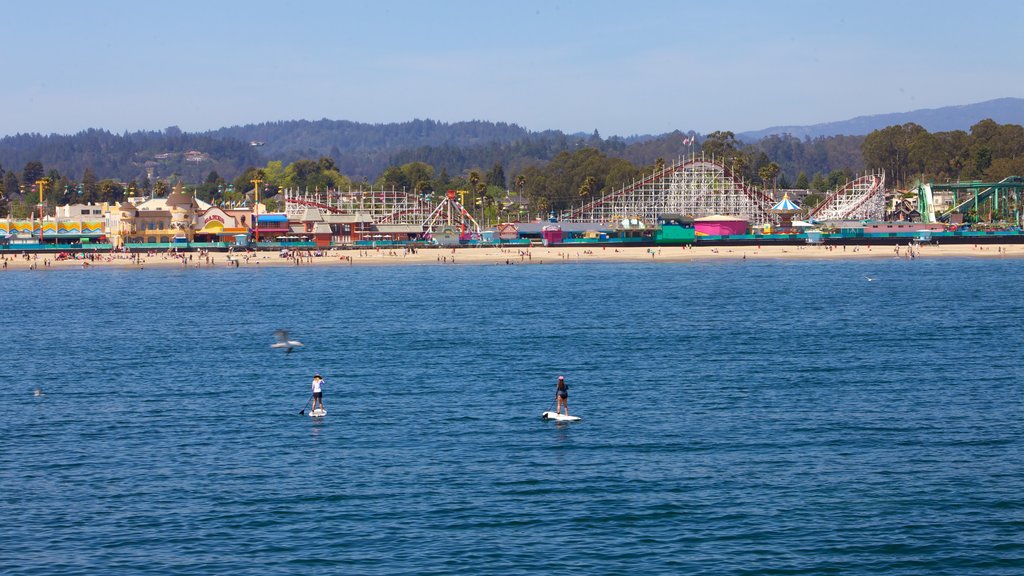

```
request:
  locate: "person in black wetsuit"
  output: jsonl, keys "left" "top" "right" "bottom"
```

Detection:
{"left": 555, "top": 375, "right": 569, "bottom": 416}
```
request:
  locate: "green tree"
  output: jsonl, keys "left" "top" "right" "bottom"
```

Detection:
{"left": 97, "top": 179, "right": 126, "bottom": 203}
{"left": 794, "top": 172, "right": 809, "bottom": 189}
{"left": 401, "top": 162, "right": 434, "bottom": 194}
{"left": 578, "top": 175, "right": 597, "bottom": 198}
{"left": 22, "top": 161, "right": 44, "bottom": 186}
{"left": 802, "top": 193, "right": 824, "bottom": 209}
{"left": 379, "top": 166, "right": 411, "bottom": 190}
{"left": 263, "top": 161, "right": 287, "bottom": 190}
{"left": 81, "top": 168, "right": 99, "bottom": 203}
{"left": 861, "top": 123, "right": 926, "bottom": 187}
{"left": 485, "top": 162, "right": 506, "bottom": 188}
{"left": 759, "top": 162, "right": 780, "bottom": 193}
{"left": 701, "top": 131, "right": 740, "bottom": 161}
{"left": 284, "top": 159, "right": 320, "bottom": 191}
{"left": 810, "top": 172, "right": 828, "bottom": 192}
{"left": 4, "top": 171, "right": 20, "bottom": 199}
{"left": 731, "top": 155, "right": 746, "bottom": 179}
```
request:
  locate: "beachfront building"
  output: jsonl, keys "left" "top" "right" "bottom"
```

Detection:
{"left": 193, "top": 206, "right": 249, "bottom": 243}
{"left": 115, "top": 187, "right": 206, "bottom": 244}
{"left": 55, "top": 202, "right": 110, "bottom": 219}
{"left": 0, "top": 217, "right": 108, "bottom": 247}
{"left": 254, "top": 214, "right": 290, "bottom": 242}
{"left": 292, "top": 207, "right": 410, "bottom": 245}
{"left": 694, "top": 215, "right": 748, "bottom": 236}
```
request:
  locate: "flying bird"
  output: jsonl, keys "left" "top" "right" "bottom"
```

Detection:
{"left": 271, "top": 329, "right": 304, "bottom": 353}
{"left": 864, "top": 274, "right": 875, "bottom": 282}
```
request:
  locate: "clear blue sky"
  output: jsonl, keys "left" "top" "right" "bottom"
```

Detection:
{"left": 3, "top": 0, "right": 1021, "bottom": 137}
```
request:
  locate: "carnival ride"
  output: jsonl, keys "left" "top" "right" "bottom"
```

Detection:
{"left": 919, "top": 176, "right": 1024, "bottom": 224}
{"left": 284, "top": 188, "right": 433, "bottom": 224}
{"left": 560, "top": 156, "right": 777, "bottom": 226}
{"left": 284, "top": 187, "right": 480, "bottom": 236}
{"left": 421, "top": 190, "right": 481, "bottom": 237}
{"left": 806, "top": 172, "right": 887, "bottom": 221}
{"left": 282, "top": 160, "right": 896, "bottom": 239}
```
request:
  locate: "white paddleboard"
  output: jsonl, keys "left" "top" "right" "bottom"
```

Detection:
{"left": 541, "top": 411, "right": 581, "bottom": 422}
{"left": 309, "top": 408, "right": 327, "bottom": 417}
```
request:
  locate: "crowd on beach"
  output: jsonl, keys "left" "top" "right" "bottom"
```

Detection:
{"left": 2, "top": 241, "right": 1023, "bottom": 271}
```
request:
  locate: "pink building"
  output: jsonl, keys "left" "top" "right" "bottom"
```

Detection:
{"left": 541, "top": 224, "right": 564, "bottom": 246}
{"left": 694, "top": 215, "right": 748, "bottom": 236}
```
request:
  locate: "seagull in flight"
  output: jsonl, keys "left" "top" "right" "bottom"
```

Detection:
{"left": 271, "top": 329, "right": 304, "bottom": 353}
{"left": 864, "top": 274, "right": 875, "bottom": 282}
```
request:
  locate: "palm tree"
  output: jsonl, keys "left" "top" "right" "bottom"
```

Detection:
{"left": 468, "top": 170, "right": 482, "bottom": 223}
{"left": 476, "top": 182, "right": 488, "bottom": 226}
{"left": 730, "top": 156, "right": 746, "bottom": 181}
{"left": 515, "top": 174, "right": 525, "bottom": 193}
{"left": 759, "top": 163, "right": 781, "bottom": 196}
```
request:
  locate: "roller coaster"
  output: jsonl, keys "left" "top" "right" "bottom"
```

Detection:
{"left": 283, "top": 188, "right": 480, "bottom": 234}
{"left": 284, "top": 159, "right": 895, "bottom": 233}
{"left": 561, "top": 156, "right": 776, "bottom": 225}
{"left": 284, "top": 188, "right": 433, "bottom": 225}
{"left": 560, "top": 156, "right": 887, "bottom": 225}
{"left": 807, "top": 172, "right": 887, "bottom": 221}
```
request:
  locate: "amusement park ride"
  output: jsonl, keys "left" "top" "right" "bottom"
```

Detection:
{"left": 560, "top": 155, "right": 887, "bottom": 226}
{"left": 913, "top": 176, "right": 1024, "bottom": 225}
{"left": 282, "top": 154, "right": 899, "bottom": 234}
{"left": 284, "top": 187, "right": 480, "bottom": 239}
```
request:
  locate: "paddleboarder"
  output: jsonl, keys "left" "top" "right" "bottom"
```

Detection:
{"left": 555, "top": 375, "right": 569, "bottom": 416}
{"left": 311, "top": 374, "right": 325, "bottom": 413}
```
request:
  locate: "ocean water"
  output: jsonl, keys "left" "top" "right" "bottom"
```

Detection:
{"left": 1, "top": 257, "right": 1022, "bottom": 574}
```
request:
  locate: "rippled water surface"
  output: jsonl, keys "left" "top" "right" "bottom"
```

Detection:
{"left": 2, "top": 258, "right": 1023, "bottom": 574}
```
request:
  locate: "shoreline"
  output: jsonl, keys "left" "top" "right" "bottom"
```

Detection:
{"left": 2, "top": 243, "right": 1022, "bottom": 271}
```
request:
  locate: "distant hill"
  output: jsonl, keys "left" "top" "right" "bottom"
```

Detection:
{"left": 738, "top": 97, "right": 1024, "bottom": 141}
{"left": 1, "top": 98, "right": 1020, "bottom": 187}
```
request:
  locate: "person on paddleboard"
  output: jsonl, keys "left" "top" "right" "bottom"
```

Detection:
{"left": 311, "top": 374, "right": 325, "bottom": 412}
{"left": 555, "top": 375, "right": 569, "bottom": 416}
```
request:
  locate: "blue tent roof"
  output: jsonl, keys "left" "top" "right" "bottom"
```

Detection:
{"left": 257, "top": 214, "right": 288, "bottom": 223}
{"left": 771, "top": 195, "right": 800, "bottom": 212}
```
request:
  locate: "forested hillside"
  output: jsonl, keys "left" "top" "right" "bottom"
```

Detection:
{"left": 1, "top": 116, "right": 1021, "bottom": 220}
{"left": 0, "top": 119, "right": 861, "bottom": 189}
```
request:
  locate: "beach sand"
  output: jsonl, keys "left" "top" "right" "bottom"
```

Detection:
{"left": 2, "top": 242, "right": 1022, "bottom": 271}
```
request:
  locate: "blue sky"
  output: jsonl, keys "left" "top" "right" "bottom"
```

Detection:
{"left": 3, "top": 0, "right": 1021, "bottom": 137}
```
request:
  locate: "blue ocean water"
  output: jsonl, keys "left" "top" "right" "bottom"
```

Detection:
{"left": 1, "top": 258, "right": 1022, "bottom": 574}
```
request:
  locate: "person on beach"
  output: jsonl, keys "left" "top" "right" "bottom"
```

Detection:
{"left": 311, "top": 374, "right": 325, "bottom": 412}
{"left": 555, "top": 375, "right": 569, "bottom": 416}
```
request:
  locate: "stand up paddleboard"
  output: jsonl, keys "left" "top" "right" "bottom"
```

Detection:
{"left": 309, "top": 408, "right": 327, "bottom": 417}
{"left": 541, "top": 411, "right": 581, "bottom": 422}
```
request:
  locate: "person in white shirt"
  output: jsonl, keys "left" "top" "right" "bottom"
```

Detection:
{"left": 311, "top": 374, "right": 325, "bottom": 412}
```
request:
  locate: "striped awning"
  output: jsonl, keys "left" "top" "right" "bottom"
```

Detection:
{"left": 772, "top": 195, "right": 800, "bottom": 212}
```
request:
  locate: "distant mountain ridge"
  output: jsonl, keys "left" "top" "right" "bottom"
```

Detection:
{"left": 1, "top": 98, "right": 1021, "bottom": 186}
{"left": 738, "top": 97, "right": 1024, "bottom": 141}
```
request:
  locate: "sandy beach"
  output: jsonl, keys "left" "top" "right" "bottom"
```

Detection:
{"left": 2, "top": 242, "right": 1022, "bottom": 271}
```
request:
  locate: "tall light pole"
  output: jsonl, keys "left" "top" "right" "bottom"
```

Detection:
{"left": 251, "top": 178, "right": 262, "bottom": 243}
{"left": 35, "top": 179, "right": 47, "bottom": 243}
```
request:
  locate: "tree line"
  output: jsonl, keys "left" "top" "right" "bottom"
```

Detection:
{"left": 2, "top": 119, "right": 1022, "bottom": 219}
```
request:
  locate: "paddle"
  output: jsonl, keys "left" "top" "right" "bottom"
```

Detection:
{"left": 298, "top": 394, "right": 313, "bottom": 415}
